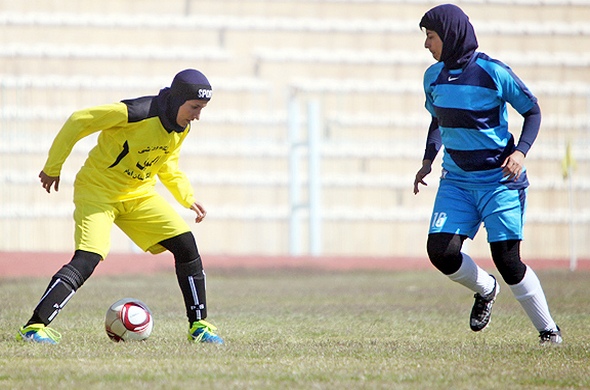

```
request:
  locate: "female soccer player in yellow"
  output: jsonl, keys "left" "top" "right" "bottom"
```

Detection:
{"left": 17, "top": 69, "right": 223, "bottom": 344}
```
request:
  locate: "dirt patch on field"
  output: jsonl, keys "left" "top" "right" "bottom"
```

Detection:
{"left": 0, "top": 251, "right": 587, "bottom": 279}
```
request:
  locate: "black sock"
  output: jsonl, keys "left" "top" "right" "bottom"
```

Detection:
{"left": 175, "top": 257, "right": 207, "bottom": 324}
{"left": 27, "top": 276, "right": 76, "bottom": 326}
{"left": 25, "top": 251, "right": 100, "bottom": 327}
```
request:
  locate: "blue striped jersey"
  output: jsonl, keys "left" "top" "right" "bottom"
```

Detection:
{"left": 423, "top": 52, "right": 536, "bottom": 189}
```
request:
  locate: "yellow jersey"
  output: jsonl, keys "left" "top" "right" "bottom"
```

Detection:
{"left": 43, "top": 100, "right": 195, "bottom": 208}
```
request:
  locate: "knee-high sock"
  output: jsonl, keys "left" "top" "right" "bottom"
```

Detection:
{"left": 176, "top": 257, "right": 207, "bottom": 324}
{"left": 29, "top": 278, "right": 75, "bottom": 326}
{"left": 448, "top": 253, "right": 496, "bottom": 296}
{"left": 509, "top": 266, "right": 557, "bottom": 332}
{"left": 27, "top": 265, "right": 82, "bottom": 326}
{"left": 26, "top": 252, "right": 100, "bottom": 327}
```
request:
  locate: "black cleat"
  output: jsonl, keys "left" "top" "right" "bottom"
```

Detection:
{"left": 469, "top": 275, "right": 499, "bottom": 332}
{"left": 539, "top": 326, "right": 563, "bottom": 345}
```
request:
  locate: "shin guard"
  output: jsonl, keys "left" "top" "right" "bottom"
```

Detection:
{"left": 30, "top": 277, "right": 76, "bottom": 325}
{"left": 27, "top": 251, "right": 100, "bottom": 326}
{"left": 175, "top": 257, "right": 207, "bottom": 323}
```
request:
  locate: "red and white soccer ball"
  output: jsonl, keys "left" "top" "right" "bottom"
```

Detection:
{"left": 105, "top": 298, "right": 154, "bottom": 342}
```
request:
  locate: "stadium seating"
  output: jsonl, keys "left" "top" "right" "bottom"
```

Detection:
{"left": 0, "top": 0, "right": 589, "bottom": 260}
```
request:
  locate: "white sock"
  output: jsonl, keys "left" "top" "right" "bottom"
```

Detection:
{"left": 448, "top": 253, "right": 496, "bottom": 296}
{"left": 509, "top": 266, "right": 557, "bottom": 332}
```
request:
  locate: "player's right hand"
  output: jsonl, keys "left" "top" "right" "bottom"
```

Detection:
{"left": 39, "top": 171, "right": 60, "bottom": 193}
{"left": 413, "top": 160, "right": 432, "bottom": 194}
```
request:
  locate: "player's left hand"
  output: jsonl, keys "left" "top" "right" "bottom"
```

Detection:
{"left": 190, "top": 202, "right": 207, "bottom": 223}
{"left": 501, "top": 150, "right": 525, "bottom": 181}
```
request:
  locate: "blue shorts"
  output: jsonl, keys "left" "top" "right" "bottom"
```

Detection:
{"left": 428, "top": 180, "right": 527, "bottom": 242}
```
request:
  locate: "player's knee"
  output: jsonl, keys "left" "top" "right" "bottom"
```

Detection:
{"left": 160, "top": 232, "right": 199, "bottom": 264}
{"left": 427, "top": 233, "right": 463, "bottom": 275}
{"left": 490, "top": 240, "right": 526, "bottom": 285}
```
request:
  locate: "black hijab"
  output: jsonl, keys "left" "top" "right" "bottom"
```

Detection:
{"left": 419, "top": 4, "right": 478, "bottom": 70}
{"left": 154, "top": 69, "right": 212, "bottom": 133}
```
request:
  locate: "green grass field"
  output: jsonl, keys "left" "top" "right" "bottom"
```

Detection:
{"left": 1, "top": 267, "right": 588, "bottom": 389}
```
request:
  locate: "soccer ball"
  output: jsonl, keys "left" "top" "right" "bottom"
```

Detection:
{"left": 105, "top": 298, "right": 153, "bottom": 342}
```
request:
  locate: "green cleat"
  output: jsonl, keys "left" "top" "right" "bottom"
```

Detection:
{"left": 188, "top": 320, "right": 224, "bottom": 344}
{"left": 17, "top": 324, "right": 62, "bottom": 344}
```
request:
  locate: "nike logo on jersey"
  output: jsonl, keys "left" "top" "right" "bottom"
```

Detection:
{"left": 447, "top": 76, "right": 459, "bottom": 81}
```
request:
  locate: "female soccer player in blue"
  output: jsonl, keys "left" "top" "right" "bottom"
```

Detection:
{"left": 414, "top": 4, "right": 562, "bottom": 344}
{"left": 17, "top": 69, "right": 224, "bottom": 344}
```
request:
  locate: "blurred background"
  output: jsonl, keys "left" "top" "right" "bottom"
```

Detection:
{"left": 0, "top": 0, "right": 588, "bottom": 262}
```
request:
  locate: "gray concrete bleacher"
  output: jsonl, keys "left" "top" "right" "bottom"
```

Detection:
{"left": 0, "top": 0, "right": 589, "bottom": 260}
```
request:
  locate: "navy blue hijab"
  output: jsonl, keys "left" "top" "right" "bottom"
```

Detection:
{"left": 154, "top": 69, "right": 212, "bottom": 132}
{"left": 419, "top": 4, "right": 478, "bottom": 69}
